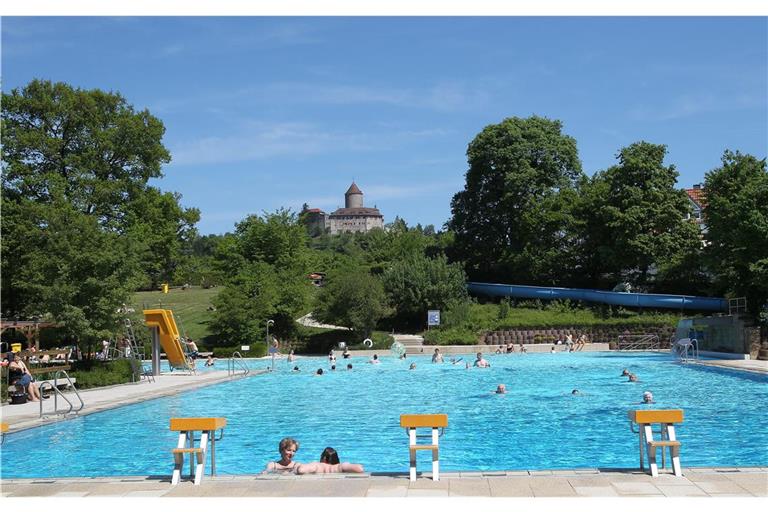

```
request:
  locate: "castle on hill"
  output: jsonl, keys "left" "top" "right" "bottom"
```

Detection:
{"left": 303, "top": 182, "right": 384, "bottom": 235}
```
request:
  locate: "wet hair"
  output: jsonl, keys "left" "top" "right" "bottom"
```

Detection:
{"left": 316, "top": 368, "right": 323, "bottom": 375}
{"left": 320, "top": 447, "right": 340, "bottom": 465}
{"left": 279, "top": 437, "right": 298, "bottom": 453}
{"left": 372, "top": 354, "right": 378, "bottom": 360}
{"left": 331, "top": 365, "right": 336, "bottom": 370}
{"left": 346, "top": 363, "right": 353, "bottom": 369}
{"left": 293, "top": 366, "right": 300, "bottom": 371}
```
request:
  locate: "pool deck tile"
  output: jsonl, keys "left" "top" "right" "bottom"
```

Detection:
{"left": 656, "top": 484, "right": 709, "bottom": 497}
{"left": 611, "top": 482, "right": 665, "bottom": 495}
{"left": 694, "top": 480, "right": 754, "bottom": 495}
{"left": 487, "top": 478, "right": 535, "bottom": 497}
{"left": 448, "top": 479, "right": 492, "bottom": 496}
{"left": 573, "top": 486, "right": 620, "bottom": 497}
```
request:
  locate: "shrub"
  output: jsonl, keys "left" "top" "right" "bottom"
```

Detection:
{"left": 70, "top": 359, "right": 135, "bottom": 389}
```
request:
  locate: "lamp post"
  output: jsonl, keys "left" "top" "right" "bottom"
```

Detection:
{"left": 266, "top": 319, "right": 275, "bottom": 371}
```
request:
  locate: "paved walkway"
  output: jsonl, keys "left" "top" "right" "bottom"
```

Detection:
{"left": 0, "top": 369, "right": 254, "bottom": 433}
{"left": 2, "top": 467, "right": 766, "bottom": 497}
{"left": 693, "top": 358, "right": 768, "bottom": 374}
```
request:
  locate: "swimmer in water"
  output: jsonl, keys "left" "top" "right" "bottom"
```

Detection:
{"left": 642, "top": 391, "right": 654, "bottom": 404}
{"left": 495, "top": 384, "right": 507, "bottom": 394}
{"left": 409, "top": 363, "right": 416, "bottom": 370}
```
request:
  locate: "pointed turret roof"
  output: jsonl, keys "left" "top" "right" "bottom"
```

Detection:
{"left": 345, "top": 182, "right": 362, "bottom": 195}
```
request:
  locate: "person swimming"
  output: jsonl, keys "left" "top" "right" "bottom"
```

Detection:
{"left": 642, "top": 391, "right": 654, "bottom": 404}
{"left": 369, "top": 354, "right": 380, "bottom": 364}
{"left": 495, "top": 384, "right": 507, "bottom": 394}
{"left": 315, "top": 368, "right": 324, "bottom": 376}
{"left": 409, "top": 363, "right": 416, "bottom": 370}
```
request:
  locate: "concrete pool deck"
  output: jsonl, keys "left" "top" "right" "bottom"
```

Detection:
{"left": 2, "top": 467, "right": 767, "bottom": 497}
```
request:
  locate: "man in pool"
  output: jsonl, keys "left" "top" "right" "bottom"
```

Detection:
{"left": 432, "top": 348, "right": 443, "bottom": 363}
{"left": 642, "top": 391, "right": 655, "bottom": 404}
{"left": 409, "top": 362, "right": 416, "bottom": 370}
{"left": 495, "top": 384, "right": 507, "bottom": 394}
{"left": 369, "top": 354, "right": 380, "bottom": 364}
{"left": 474, "top": 352, "right": 490, "bottom": 368}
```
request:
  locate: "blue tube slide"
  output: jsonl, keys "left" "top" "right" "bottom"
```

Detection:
{"left": 467, "top": 282, "right": 727, "bottom": 312}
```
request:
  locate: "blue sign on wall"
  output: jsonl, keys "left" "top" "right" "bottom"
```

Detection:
{"left": 427, "top": 310, "right": 440, "bottom": 326}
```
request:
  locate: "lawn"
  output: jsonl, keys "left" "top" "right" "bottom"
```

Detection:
{"left": 128, "top": 286, "right": 221, "bottom": 345}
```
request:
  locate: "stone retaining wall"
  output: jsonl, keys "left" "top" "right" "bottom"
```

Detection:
{"left": 480, "top": 325, "right": 676, "bottom": 347}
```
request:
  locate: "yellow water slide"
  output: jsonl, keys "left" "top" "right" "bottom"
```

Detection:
{"left": 143, "top": 309, "right": 191, "bottom": 371}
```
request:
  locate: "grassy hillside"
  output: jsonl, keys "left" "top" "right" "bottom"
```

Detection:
{"left": 128, "top": 286, "right": 221, "bottom": 345}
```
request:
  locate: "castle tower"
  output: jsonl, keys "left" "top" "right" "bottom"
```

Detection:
{"left": 345, "top": 181, "right": 364, "bottom": 208}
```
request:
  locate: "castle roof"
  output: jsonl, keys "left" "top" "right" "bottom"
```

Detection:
{"left": 345, "top": 182, "right": 362, "bottom": 195}
{"left": 329, "top": 207, "right": 382, "bottom": 217}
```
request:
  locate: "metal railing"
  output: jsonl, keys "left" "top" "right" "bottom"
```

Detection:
{"left": 227, "top": 352, "right": 250, "bottom": 377}
{"left": 39, "top": 370, "right": 84, "bottom": 418}
{"left": 616, "top": 334, "right": 661, "bottom": 351}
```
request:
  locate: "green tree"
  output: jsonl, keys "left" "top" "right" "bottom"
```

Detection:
{"left": 577, "top": 142, "right": 702, "bottom": 290}
{"left": 448, "top": 115, "right": 583, "bottom": 284}
{"left": 2, "top": 79, "right": 196, "bottom": 344}
{"left": 209, "top": 210, "right": 312, "bottom": 343}
{"left": 381, "top": 255, "right": 468, "bottom": 325}
{"left": 704, "top": 151, "right": 768, "bottom": 316}
{"left": 313, "top": 268, "right": 392, "bottom": 338}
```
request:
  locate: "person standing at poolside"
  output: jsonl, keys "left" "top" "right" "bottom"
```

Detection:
{"left": 432, "top": 348, "right": 444, "bottom": 363}
{"left": 265, "top": 437, "right": 303, "bottom": 472}
{"left": 474, "top": 352, "right": 490, "bottom": 368}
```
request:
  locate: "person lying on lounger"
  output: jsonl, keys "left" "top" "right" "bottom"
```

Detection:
{"left": 296, "top": 447, "right": 364, "bottom": 474}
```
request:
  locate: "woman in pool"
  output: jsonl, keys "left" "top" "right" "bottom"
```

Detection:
{"left": 369, "top": 354, "right": 380, "bottom": 364}
{"left": 642, "top": 391, "right": 655, "bottom": 404}
{"left": 204, "top": 355, "right": 215, "bottom": 367}
{"left": 265, "top": 437, "right": 303, "bottom": 473}
{"left": 287, "top": 349, "right": 296, "bottom": 363}
{"left": 296, "top": 447, "right": 364, "bottom": 474}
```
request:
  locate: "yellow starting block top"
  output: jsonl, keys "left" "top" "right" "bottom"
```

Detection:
{"left": 1, "top": 423, "right": 8, "bottom": 433}
{"left": 628, "top": 409, "right": 684, "bottom": 424}
{"left": 170, "top": 417, "right": 227, "bottom": 431}
{"left": 400, "top": 414, "right": 448, "bottom": 428}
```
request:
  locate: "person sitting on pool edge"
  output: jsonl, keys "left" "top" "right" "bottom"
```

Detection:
{"left": 474, "top": 352, "right": 490, "bottom": 368}
{"left": 265, "top": 437, "right": 303, "bottom": 473}
{"left": 296, "top": 446, "right": 364, "bottom": 474}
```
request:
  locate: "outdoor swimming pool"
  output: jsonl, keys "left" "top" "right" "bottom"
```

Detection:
{"left": 1, "top": 352, "right": 766, "bottom": 478}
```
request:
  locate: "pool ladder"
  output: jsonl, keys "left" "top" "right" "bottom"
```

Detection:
{"left": 227, "top": 352, "right": 249, "bottom": 377}
{"left": 39, "top": 370, "right": 85, "bottom": 419}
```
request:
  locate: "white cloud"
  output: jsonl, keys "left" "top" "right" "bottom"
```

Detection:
{"left": 168, "top": 122, "right": 380, "bottom": 166}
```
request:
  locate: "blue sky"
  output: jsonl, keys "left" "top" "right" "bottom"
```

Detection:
{"left": 2, "top": 16, "right": 766, "bottom": 235}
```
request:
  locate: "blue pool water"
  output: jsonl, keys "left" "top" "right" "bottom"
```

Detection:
{"left": 1, "top": 352, "right": 766, "bottom": 478}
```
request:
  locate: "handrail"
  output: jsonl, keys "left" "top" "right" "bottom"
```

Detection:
{"left": 39, "top": 370, "right": 84, "bottom": 418}
{"left": 227, "top": 352, "right": 249, "bottom": 377}
{"left": 617, "top": 334, "right": 660, "bottom": 351}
